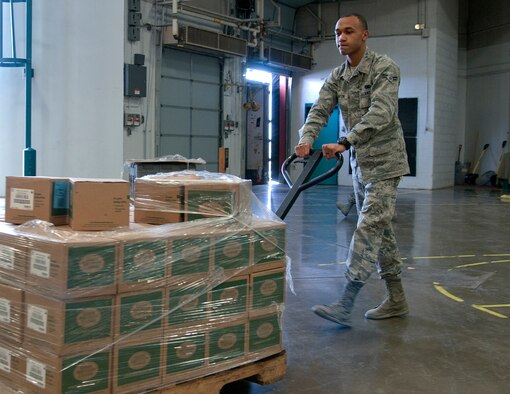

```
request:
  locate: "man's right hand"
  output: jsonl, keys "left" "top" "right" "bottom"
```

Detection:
{"left": 295, "top": 143, "right": 311, "bottom": 158}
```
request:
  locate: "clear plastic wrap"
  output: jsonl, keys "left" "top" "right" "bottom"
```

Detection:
{"left": 0, "top": 170, "right": 289, "bottom": 394}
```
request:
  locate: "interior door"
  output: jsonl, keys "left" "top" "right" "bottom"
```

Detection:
{"left": 305, "top": 104, "right": 339, "bottom": 185}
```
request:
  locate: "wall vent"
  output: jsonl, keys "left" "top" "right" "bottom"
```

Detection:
{"left": 264, "top": 47, "right": 313, "bottom": 71}
{"left": 164, "top": 26, "right": 247, "bottom": 57}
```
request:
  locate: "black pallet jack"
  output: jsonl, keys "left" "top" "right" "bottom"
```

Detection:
{"left": 275, "top": 150, "right": 344, "bottom": 220}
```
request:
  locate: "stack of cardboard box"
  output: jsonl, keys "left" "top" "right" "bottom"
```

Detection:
{"left": 0, "top": 172, "right": 287, "bottom": 394}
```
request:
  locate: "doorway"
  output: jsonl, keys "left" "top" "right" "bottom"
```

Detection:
{"left": 245, "top": 68, "right": 289, "bottom": 184}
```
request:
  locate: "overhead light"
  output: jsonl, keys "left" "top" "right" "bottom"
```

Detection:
{"left": 414, "top": 23, "right": 425, "bottom": 30}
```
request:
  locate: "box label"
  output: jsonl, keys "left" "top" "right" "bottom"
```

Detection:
{"left": 0, "top": 346, "right": 11, "bottom": 373}
{"left": 62, "top": 352, "right": 110, "bottom": 393}
{"left": 67, "top": 245, "right": 116, "bottom": 289}
{"left": 9, "top": 187, "right": 35, "bottom": 210}
{"left": 27, "top": 304, "right": 48, "bottom": 333}
{"left": 64, "top": 298, "right": 113, "bottom": 344}
{"left": 30, "top": 250, "right": 51, "bottom": 278}
{"left": 0, "top": 245, "right": 15, "bottom": 270}
{"left": 26, "top": 358, "right": 46, "bottom": 388}
{"left": 0, "top": 298, "right": 11, "bottom": 323}
{"left": 52, "top": 180, "right": 70, "bottom": 216}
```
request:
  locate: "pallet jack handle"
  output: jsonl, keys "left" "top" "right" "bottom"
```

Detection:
{"left": 276, "top": 149, "right": 343, "bottom": 220}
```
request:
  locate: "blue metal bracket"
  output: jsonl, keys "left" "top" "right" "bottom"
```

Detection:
{"left": 0, "top": 0, "right": 35, "bottom": 175}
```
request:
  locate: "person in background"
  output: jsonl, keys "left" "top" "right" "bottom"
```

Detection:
{"left": 295, "top": 13, "right": 410, "bottom": 327}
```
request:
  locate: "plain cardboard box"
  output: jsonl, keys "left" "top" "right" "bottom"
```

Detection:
{"left": 250, "top": 268, "right": 286, "bottom": 313}
{"left": 5, "top": 176, "right": 69, "bottom": 225}
{"left": 69, "top": 178, "right": 130, "bottom": 231}
{"left": 0, "top": 221, "right": 27, "bottom": 287}
{"left": 162, "top": 327, "right": 208, "bottom": 385}
{"left": 0, "top": 340, "right": 25, "bottom": 393}
{"left": 112, "top": 337, "right": 163, "bottom": 394}
{"left": 133, "top": 176, "right": 183, "bottom": 224}
{"left": 21, "top": 346, "right": 111, "bottom": 394}
{"left": 0, "top": 283, "right": 24, "bottom": 343}
{"left": 24, "top": 291, "right": 114, "bottom": 355}
{"left": 113, "top": 225, "right": 168, "bottom": 293}
{"left": 25, "top": 230, "right": 118, "bottom": 298}
{"left": 115, "top": 289, "right": 165, "bottom": 341}
{"left": 252, "top": 219, "right": 287, "bottom": 272}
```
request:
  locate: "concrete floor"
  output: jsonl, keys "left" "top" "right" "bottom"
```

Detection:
{"left": 1, "top": 184, "right": 509, "bottom": 393}
{"left": 223, "top": 183, "right": 510, "bottom": 394}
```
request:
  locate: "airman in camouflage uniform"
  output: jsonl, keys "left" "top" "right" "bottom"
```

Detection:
{"left": 295, "top": 13, "right": 410, "bottom": 327}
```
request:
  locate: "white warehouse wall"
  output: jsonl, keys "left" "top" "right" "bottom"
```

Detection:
{"left": 0, "top": 0, "right": 124, "bottom": 196}
{"left": 465, "top": 43, "right": 510, "bottom": 176}
{"left": 290, "top": 1, "right": 435, "bottom": 189}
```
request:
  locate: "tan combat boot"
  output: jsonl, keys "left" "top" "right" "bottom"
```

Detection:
{"left": 365, "top": 277, "right": 409, "bottom": 320}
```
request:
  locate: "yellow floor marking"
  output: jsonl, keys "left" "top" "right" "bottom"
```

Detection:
{"left": 318, "top": 261, "right": 346, "bottom": 267}
{"left": 472, "top": 304, "right": 510, "bottom": 319}
{"left": 413, "top": 255, "right": 475, "bottom": 260}
{"left": 449, "top": 259, "right": 510, "bottom": 271}
{"left": 433, "top": 282, "right": 464, "bottom": 302}
{"left": 483, "top": 254, "right": 510, "bottom": 257}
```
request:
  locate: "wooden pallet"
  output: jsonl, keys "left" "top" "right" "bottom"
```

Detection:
{"left": 159, "top": 350, "right": 287, "bottom": 394}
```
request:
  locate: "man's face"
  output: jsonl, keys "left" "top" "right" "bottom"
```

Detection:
{"left": 335, "top": 16, "right": 368, "bottom": 57}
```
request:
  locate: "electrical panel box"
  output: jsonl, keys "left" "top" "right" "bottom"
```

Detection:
{"left": 128, "top": 11, "right": 142, "bottom": 26}
{"left": 128, "top": 26, "right": 140, "bottom": 41}
{"left": 128, "top": 0, "right": 141, "bottom": 11}
{"left": 124, "top": 64, "right": 147, "bottom": 97}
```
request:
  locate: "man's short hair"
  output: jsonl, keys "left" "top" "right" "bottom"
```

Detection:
{"left": 341, "top": 13, "right": 368, "bottom": 31}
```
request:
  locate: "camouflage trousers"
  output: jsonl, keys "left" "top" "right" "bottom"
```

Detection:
{"left": 346, "top": 176, "right": 402, "bottom": 283}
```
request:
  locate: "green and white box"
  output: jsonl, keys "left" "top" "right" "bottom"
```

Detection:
{"left": 209, "top": 275, "right": 249, "bottom": 320}
{"left": 208, "top": 319, "right": 247, "bottom": 365}
{"left": 115, "top": 289, "right": 165, "bottom": 340}
{"left": 113, "top": 338, "right": 162, "bottom": 394}
{"left": 163, "top": 328, "right": 207, "bottom": 384}
{"left": 24, "top": 291, "right": 114, "bottom": 355}
{"left": 251, "top": 268, "right": 286, "bottom": 312}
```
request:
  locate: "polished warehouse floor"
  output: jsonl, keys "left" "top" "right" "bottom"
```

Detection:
{"left": 223, "top": 183, "right": 510, "bottom": 394}
{"left": 1, "top": 184, "right": 509, "bottom": 394}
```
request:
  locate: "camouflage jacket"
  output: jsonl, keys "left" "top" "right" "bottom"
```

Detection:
{"left": 298, "top": 48, "right": 410, "bottom": 183}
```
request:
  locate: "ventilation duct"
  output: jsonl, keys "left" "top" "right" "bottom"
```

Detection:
{"left": 267, "top": 47, "right": 313, "bottom": 70}
{"left": 163, "top": 25, "right": 248, "bottom": 57}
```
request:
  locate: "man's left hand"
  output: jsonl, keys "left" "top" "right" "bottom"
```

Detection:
{"left": 322, "top": 143, "right": 344, "bottom": 159}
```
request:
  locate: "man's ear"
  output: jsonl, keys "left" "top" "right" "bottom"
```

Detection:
{"left": 362, "top": 30, "right": 369, "bottom": 42}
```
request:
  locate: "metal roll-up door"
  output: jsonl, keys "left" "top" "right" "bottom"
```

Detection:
{"left": 159, "top": 48, "right": 221, "bottom": 171}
